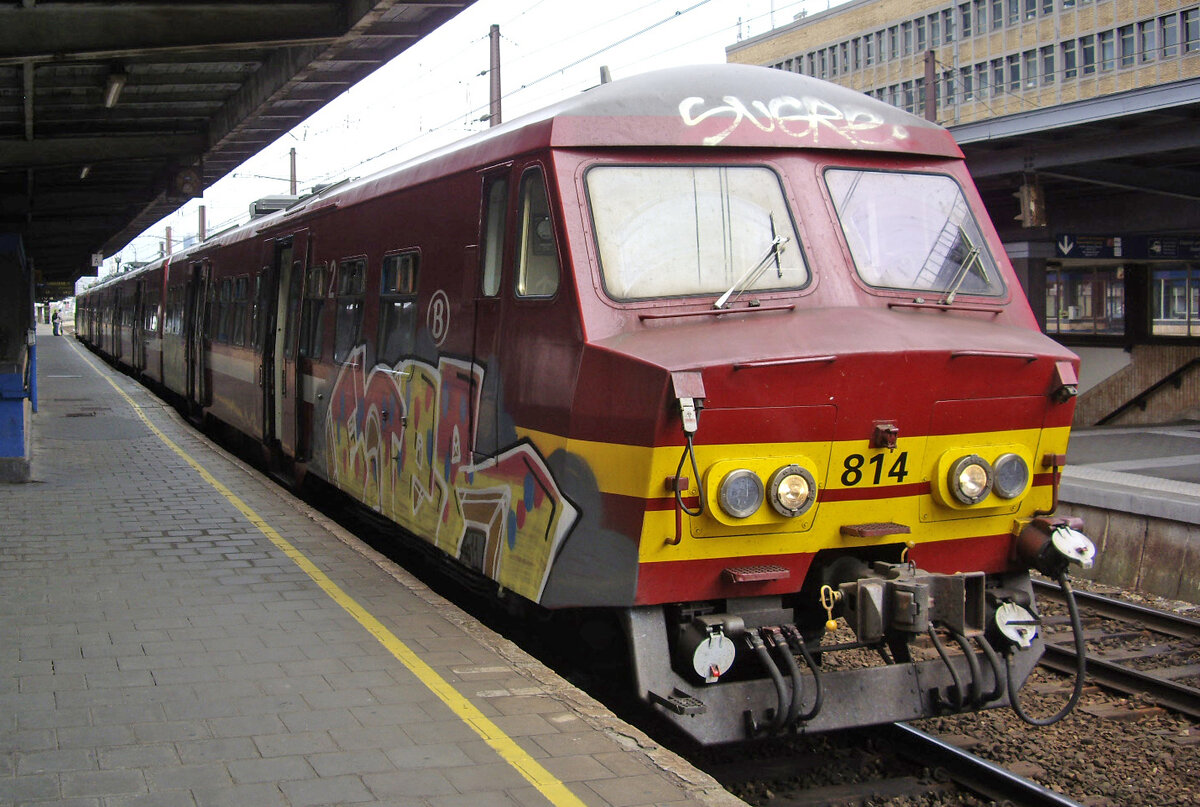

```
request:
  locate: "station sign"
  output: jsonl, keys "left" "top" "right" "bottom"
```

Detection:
{"left": 1056, "top": 234, "right": 1200, "bottom": 260}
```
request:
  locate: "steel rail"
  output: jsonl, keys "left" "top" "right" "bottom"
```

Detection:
{"left": 1032, "top": 579, "right": 1200, "bottom": 640}
{"left": 1039, "top": 644, "right": 1200, "bottom": 719}
{"left": 880, "top": 723, "right": 1086, "bottom": 807}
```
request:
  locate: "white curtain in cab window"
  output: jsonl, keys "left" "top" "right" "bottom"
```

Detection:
{"left": 586, "top": 166, "right": 806, "bottom": 300}
{"left": 825, "top": 169, "right": 1004, "bottom": 297}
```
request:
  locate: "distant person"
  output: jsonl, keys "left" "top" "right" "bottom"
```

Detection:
{"left": 51, "top": 309, "right": 61, "bottom": 335}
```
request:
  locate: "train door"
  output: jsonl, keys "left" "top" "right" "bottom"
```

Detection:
{"left": 184, "top": 260, "right": 211, "bottom": 410}
{"left": 263, "top": 232, "right": 307, "bottom": 458}
{"left": 112, "top": 288, "right": 123, "bottom": 361}
{"left": 132, "top": 278, "right": 146, "bottom": 372}
{"left": 470, "top": 169, "right": 510, "bottom": 459}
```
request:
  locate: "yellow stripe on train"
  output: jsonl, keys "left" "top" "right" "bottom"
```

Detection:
{"left": 515, "top": 426, "right": 1072, "bottom": 563}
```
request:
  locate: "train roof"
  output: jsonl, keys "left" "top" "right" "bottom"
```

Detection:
{"left": 275, "top": 64, "right": 962, "bottom": 221}
{"left": 534, "top": 63, "right": 960, "bottom": 156}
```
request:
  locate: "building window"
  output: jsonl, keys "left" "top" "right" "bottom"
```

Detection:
{"left": 1025, "top": 0, "right": 1037, "bottom": 20}
{"left": 1151, "top": 264, "right": 1200, "bottom": 337}
{"left": 1041, "top": 45, "right": 1055, "bottom": 83}
{"left": 930, "top": 13, "right": 941, "bottom": 46}
{"left": 1140, "top": 20, "right": 1157, "bottom": 62}
{"left": 902, "top": 22, "right": 913, "bottom": 55}
{"left": 1062, "top": 40, "right": 1077, "bottom": 78}
{"left": 1023, "top": 50, "right": 1038, "bottom": 87}
{"left": 916, "top": 18, "right": 927, "bottom": 51}
{"left": 1007, "top": 54, "right": 1021, "bottom": 90}
{"left": 1008, "top": 0, "right": 1019, "bottom": 25}
{"left": 865, "top": 34, "right": 875, "bottom": 65}
{"left": 889, "top": 26, "right": 900, "bottom": 59}
{"left": 960, "top": 3, "right": 972, "bottom": 38}
{"left": 1185, "top": 9, "right": 1199, "bottom": 53}
{"left": 1062, "top": 0, "right": 1075, "bottom": 9}
{"left": 852, "top": 38, "right": 861, "bottom": 70}
{"left": 975, "top": 62, "right": 989, "bottom": 96}
{"left": 1099, "top": 30, "right": 1115, "bottom": 71}
{"left": 1041, "top": 0, "right": 1053, "bottom": 13}
{"left": 1119, "top": 24, "right": 1136, "bottom": 67}
{"left": 830, "top": 46, "right": 839, "bottom": 76}
{"left": 991, "top": 0, "right": 1004, "bottom": 29}
{"left": 944, "top": 8, "right": 956, "bottom": 41}
{"left": 1080, "top": 34, "right": 1096, "bottom": 75}
{"left": 1161, "top": 14, "right": 1179, "bottom": 58}
{"left": 974, "top": 0, "right": 987, "bottom": 34}
{"left": 961, "top": 66, "right": 975, "bottom": 100}
{"left": 991, "top": 58, "right": 1005, "bottom": 95}
{"left": 1045, "top": 266, "right": 1125, "bottom": 337}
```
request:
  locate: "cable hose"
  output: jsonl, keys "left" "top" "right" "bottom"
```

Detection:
{"left": 949, "top": 629, "right": 983, "bottom": 708}
{"left": 1007, "top": 572, "right": 1087, "bottom": 726}
{"left": 674, "top": 433, "right": 704, "bottom": 517}
{"left": 795, "top": 638, "right": 823, "bottom": 722}
{"left": 772, "top": 638, "right": 804, "bottom": 728}
{"left": 928, "top": 625, "right": 965, "bottom": 710}
{"left": 748, "top": 633, "right": 788, "bottom": 734}
{"left": 975, "top": 634, "right": 1007, "bottom": 704}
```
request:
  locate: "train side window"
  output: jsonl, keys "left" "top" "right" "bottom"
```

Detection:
{"left": 377, "top": 252, "right": 419, "bottom": 366}
{"left": 299, "top": 262, "right": 328, "bottom": 359}
{"left": 231, "top": 276, "right": 249, "bottom": 347}
{"left": 217, "top": 278, "right": 233, "bottom": 343}
{"left": 251, "top": 272, "right": 267, "bottom": 349}
{"left": 480, "top": 174, "right": 508, "bottom": 297}
{"left": 333, "top": 257, "right": 367, "bottom": 364}
{"left": 515, "top": 167, "right": 559, "bottom": 298}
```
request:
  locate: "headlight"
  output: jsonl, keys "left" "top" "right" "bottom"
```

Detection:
{"left": 768, "top": 465, "right": 816, "bottom": 517}
{"left": 992, "top": 453, "right": 1030, "bottom": 499}
{"left": 717, "top": 469, "right": 764, "bottom": 518}
{"left": 948, "top": 454, "right": 992, "bottom": 505}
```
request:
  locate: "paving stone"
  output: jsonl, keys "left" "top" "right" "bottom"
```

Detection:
{"left": 0, "top": 334, "right": 737, "bottom": 807}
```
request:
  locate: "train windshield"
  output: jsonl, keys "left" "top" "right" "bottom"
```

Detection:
{"left": 825, "top": 169, "right": 1005, "bottom": 300}
{"left": 586, "top": 165, "right": 807, "bottom": 301}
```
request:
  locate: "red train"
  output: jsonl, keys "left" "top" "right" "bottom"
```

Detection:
{"left": 77, "top": 64, "right": 1095, "bottom": 744}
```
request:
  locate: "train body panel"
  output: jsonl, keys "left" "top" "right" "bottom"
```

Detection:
{"left": 77, "top": 64, "right": 1094, "bottom": 744}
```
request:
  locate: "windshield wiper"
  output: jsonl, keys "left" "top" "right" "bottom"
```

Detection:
{"left": 940, "top": 226, "right": 989, "bottom": 305}
{"left": 713, "top": 221, "right": 788, "bottom": 310}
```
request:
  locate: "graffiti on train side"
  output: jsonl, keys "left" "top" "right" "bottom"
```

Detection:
{"left": 324, "top": 345, "right": 578, "bottom": 602}
{"left": 679, "top": 95, "right": 909, "bottom": 148}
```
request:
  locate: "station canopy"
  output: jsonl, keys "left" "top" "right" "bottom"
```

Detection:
{"left": 0, "top": 0, "right": 477, "bottom": 296}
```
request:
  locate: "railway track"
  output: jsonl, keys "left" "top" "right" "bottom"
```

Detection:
{"left": 698, "top": 724, "right": 1088, "bottom": 807}
{"left": 1034, "top": 578, "right": 1200, "bottom": 719}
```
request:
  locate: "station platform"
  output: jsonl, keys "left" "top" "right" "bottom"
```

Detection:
{"left": 0, "top": 324, "right": 743, "bottom": 807}
{"left": 1059, "top": 423, "right": 1200, "bottom": 604}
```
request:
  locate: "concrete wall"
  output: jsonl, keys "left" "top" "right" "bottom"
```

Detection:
{"left": 1074, "top": 344, "right": 1200, "bottom": 425}
{"left": 1057, "top": 500, "right": 1199, "bottom": 603}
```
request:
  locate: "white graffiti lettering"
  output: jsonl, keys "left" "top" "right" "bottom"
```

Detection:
{"left": 679, "top": 95, "right": 909, "bottom": 148}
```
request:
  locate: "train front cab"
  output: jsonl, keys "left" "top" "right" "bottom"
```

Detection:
{"left": 547, "top": 123, "right": 1097, "bottom": 742}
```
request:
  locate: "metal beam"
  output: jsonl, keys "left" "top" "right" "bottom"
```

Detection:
{"left": 22, "top": 60, "right": 33, "bottom": 141}
{"left": 0, "top": 4, "right": 346, "bottom": 65}
{"left": 0, "top": 134, "right": 205, "bottom": 169}
{"left": 1039, "top": 164, "right": 1200, "bottom": 201}
{"left": 964, "top": 120, "right": 1200, "bottom": 178}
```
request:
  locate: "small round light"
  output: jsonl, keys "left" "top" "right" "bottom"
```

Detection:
{"left": 768, "top": 465, "right": 817, "bottom": 517}
{"left": 993, "top": 453, "right": 1030, "bottom": 499}
{"left": 717, "top": 469, "right": 764, "bottom": 518}
{"left": 948, "top": 454, "right": 993, "bottom": 505}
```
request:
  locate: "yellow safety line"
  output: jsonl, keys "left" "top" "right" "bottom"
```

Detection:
{"left": 68, "top": 341, "right": 588, "bottom": 807}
